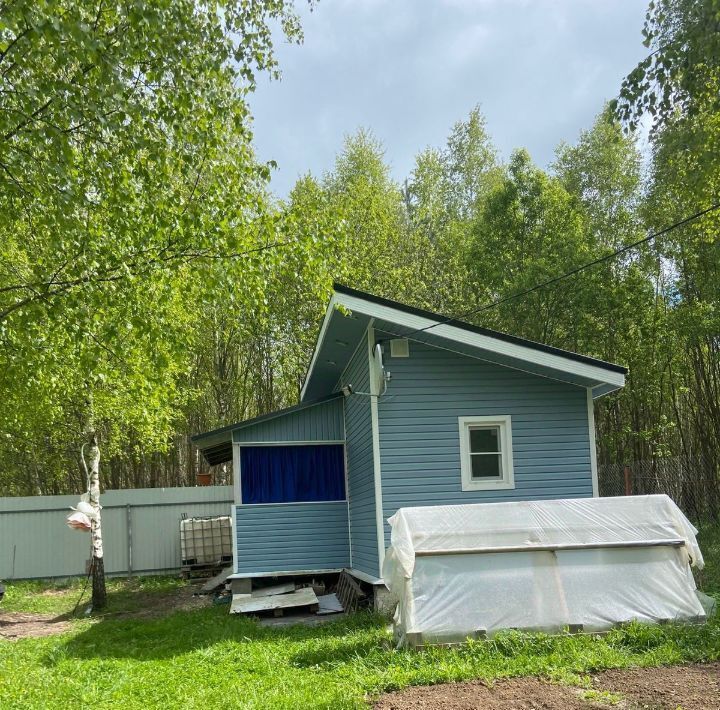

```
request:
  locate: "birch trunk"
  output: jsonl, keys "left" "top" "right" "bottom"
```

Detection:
{"left": 87, "top": 433, "right": 107, "bottom": 609}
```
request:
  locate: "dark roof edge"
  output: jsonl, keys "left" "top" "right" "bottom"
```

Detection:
{"left": 191, "top": 392, "right": 344, "bottom": 449}
{"left": 332, "top": 283, "right": 628, "bottom": 376}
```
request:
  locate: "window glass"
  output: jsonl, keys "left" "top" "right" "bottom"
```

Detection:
{"left": 470, "top": 453, "right": 502, "bottom": 479}
{"left": 460, "top": 416, "right": 514, "bottom": 490}
{"left": 469, "top": 426, "right": 500, "bottom": 453}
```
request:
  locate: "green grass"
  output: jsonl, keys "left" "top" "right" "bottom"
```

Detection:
{"left": 1, "top": 594, "right": 718, "bottom": 708}
{"left": 1, "top": 575, "right": 186, "bottom": 615}
{"left": 1, "top": 525, "right": 719, "bottom": 710}
{"left": 696, "top": 522, "right": 720, "bottom": 593}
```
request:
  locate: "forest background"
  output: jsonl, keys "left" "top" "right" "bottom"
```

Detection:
{"left": 0, "top": 0, "right": 717, "bottom": 503}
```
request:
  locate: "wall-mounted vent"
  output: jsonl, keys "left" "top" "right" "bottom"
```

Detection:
{"left": 390, "top": 338, "right": 409, "bottom": 358}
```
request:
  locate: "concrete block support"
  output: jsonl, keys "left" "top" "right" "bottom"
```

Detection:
{"left": 373, "top": 584, "right": 397, "bottom": 616}
{"left": 231, "top": 577, "right": 252, "bottom": 596}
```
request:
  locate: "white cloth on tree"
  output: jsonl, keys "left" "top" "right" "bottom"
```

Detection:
{"left": 66, "top": 510, "right": 92, "bottom": 531}
{"left": 69, "top": 492, "right": 100, "bottom": 522}
{"left": 72, "top": 500, "right": 99, "bottom": 521}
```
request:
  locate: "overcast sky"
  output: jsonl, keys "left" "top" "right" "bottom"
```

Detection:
{"left": 249, "top": 0, "right": 649, "bottom": 197}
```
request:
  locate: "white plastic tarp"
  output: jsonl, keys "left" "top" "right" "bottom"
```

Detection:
{"left": 383, "top": 495, "right": 706, "bottom": 645}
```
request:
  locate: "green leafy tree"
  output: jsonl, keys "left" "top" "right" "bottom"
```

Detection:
{"left": 644, "top": 110, "right": 720, "bottom": 470}
{"left": 614, "top": 0, "right": 720, "bottom": 131}
{"left": 322, "top": 129, "right": 433, "bottom": 304}
{"left": 468, "top": 149, "right": 590, "bottom": 344}
{"left": 406, "top": 107, "right": 499, "bottom": 312}
{"left": 443, "top": 106, "right": 498, "bottom": 220}
{"left": 0, "top": 0, "right": 305, "bottom": 607}
{"left": 613, "top": 0, "right": 720, "bottom": 485}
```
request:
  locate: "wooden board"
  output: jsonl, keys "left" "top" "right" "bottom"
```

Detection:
{"left": 200, "top": 566, "right": 233, "bottom": 593}
{"left": 317, "top": 593, "right": 344, "bottom": 615}
{"left": 251, "top": 582, "right": 295, "bottom": 598}
{"left": 230, "top": 587, "right": 318, "bottom": 615}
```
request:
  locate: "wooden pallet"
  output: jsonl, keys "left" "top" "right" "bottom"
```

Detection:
{"left": 180, "top": 560, "right": 232, "bottom": 579}
{"left": 335, "top": 570, "right": 366, "bottom": 613}
{"left": 230, "top": 587, "right": 319, "bottom": 617}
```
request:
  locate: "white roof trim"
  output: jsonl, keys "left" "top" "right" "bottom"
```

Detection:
{"left": 300, "top": 293, "right": 339, "bottom": 401}
{"left": 335, "top": 292, "right": 625, "bottom": 390}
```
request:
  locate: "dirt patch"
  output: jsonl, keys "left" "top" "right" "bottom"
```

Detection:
{"left": 107, "top": 583, "right": 212, "bottom": 620}
{"left": 0, "top": 612, "right": 72, "bottom": 640}
{"left": 375, "top": 677, "right": 607, "bottom": 710}
{"left": 375, "top": 664, "right": 720, "bottom": 710}
{"left": 0, "top": 583, "right": 213, "bottom": 640}
{"left": 593, "top": 663, "right": 720, "bottom": 710}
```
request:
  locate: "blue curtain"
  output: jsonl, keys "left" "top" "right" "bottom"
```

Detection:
{"left": 240, "top": 445, "right": 346, "bottom": 504}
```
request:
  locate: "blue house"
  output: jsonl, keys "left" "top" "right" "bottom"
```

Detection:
{"left": 193, "top": 284, "right": 626, "bottom": 593}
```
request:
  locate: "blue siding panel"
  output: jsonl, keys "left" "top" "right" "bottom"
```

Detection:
{"left": 341, "top": 340, "right": 380, "bottom": 578}
{"left": 234, "top": 502, "right": 350, "bottom": 574}
{"left": 376, "top": 335, "right": 593, "bottom": 548}
{"left": 233, "top": 397, "right": 344, "bottom": 443}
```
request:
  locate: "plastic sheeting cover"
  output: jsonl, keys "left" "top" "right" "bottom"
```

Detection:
{"left": 383, "top": 495, "right": 706, "bottom": 643}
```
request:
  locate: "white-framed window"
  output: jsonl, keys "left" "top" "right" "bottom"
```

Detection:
{"left": 458, "top": 415, "right": 515, "bottom": 491}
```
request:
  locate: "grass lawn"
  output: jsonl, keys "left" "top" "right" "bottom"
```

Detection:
{"left": 1, "top": 525, "right": 719, "bottom": 709}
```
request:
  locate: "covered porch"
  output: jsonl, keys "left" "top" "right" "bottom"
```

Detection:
{"left": 192, "top": 394, "right": 352, "bottom": 580}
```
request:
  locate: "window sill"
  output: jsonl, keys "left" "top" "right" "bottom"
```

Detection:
{"left": 461, "top": 480, "right": 516, "bottom": 492}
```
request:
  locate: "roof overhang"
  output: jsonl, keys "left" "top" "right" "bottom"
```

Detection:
{"left": 192, "top": 393, "right": 344, "bottom": 465}
{"left": 301, "top": 284, "right": 627, "bottom": 401}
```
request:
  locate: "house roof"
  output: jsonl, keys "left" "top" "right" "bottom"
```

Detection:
{"left": 191, "top": 393, "right": 343, "bottom": 466}
{"left": 300, "top": 283, "right": 627, "bottom": 401}
{"left": 194, "top": 285, "right": 628, "bottom": 464}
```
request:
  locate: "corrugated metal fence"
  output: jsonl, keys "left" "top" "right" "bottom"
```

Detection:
{"left": 0, "top": 486, "right": 233, "bottom": 580}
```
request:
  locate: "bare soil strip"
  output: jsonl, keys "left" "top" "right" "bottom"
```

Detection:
{"left": 375, "top": 663, "right": 720, "bottom": 710}
{"left": 0, "top": 612, "right": 72, "bottom": 640}
{"left": 593, "top": 663, "right": 720, "bottom": 710}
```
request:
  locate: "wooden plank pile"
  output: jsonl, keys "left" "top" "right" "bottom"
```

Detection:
{"left": 230, "top": 582, "right": 320, "bottom": 617}
{"left": 229, "top": 572, "right": 366, "bottom": 618}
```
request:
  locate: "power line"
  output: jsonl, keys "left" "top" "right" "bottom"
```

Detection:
{"left": 400, "top": 201, "right": 720, "bottom": 340}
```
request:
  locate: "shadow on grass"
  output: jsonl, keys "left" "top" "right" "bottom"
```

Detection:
{"left": 57, "top": 606, "right": 388, "bottom": 663}
{"left": 289, "top": 633, "right": 394, "bottom": 668}
{"left": 2, "top": 575, "right": 188, "bottom": 618}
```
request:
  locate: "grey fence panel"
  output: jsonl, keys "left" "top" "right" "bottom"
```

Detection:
{"left": 0, "top": 486, "right": 233, "bottom": 580}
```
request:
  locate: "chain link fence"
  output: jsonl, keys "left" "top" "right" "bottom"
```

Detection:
{"left": 599, "top": 454, "right": 720, "bottom": 522}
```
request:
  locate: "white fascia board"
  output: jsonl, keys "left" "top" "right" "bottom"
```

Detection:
{"left": 300, "top": 293, "right": 339, "bottom": 401}
{"left": 337, "top": 292, "right": 626, "bottom": 390}
{"left": 587, "top": 388, "right": 599, "bottom": 497}
{"left": 368, "top": 324, "right": 386, "bottom": 575}
{"left": 232, "top": 442, "right": 242, "bottom": 504}
{"left": 228, "top": 568, "right": 343, "bottom": 579}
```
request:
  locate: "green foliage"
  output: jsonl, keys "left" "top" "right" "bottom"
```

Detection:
{"left": 468, "top": 148, "right": 590, "bottom": 342}
{"left": 614, "top": 0, "right": 720, "bottom": 130}
{"left": 1, "top": 0, "right": 718, "bottom": 495}
{"left": 696, "top": 523, "right": 720, "bottom": 594}
{"left": 0, "top": 1, "right": 312, "bottom": 493}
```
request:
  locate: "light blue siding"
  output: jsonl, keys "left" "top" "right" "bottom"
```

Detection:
{"left": 234, "top": 502, "right": 350, "bottom": 574}
{"left": 233, "top": 397, "right": 344, "bottom": 443}
{"left": 376, "top": 335, "right": 593, "bottom": 547}
{"left": 341, "top": 340, "right": 380, "bottom": 578}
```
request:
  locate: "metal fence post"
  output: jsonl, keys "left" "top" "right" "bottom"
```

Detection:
{"left": 126, "top": 503, "right": 133, "bottom": 577}
{"left": 624, "top": 465, "right": 633, "bottom": 496}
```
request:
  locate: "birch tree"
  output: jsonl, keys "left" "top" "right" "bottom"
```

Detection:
{"left": 85, "top": 432, "right": 105, "bottom": 608}
{"left": 0, "top": 0, "right": 310, "bottom": 601}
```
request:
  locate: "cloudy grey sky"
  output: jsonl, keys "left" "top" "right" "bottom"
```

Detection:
{"left": 249, "top": 0, "right": 648, "bottom": 197}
